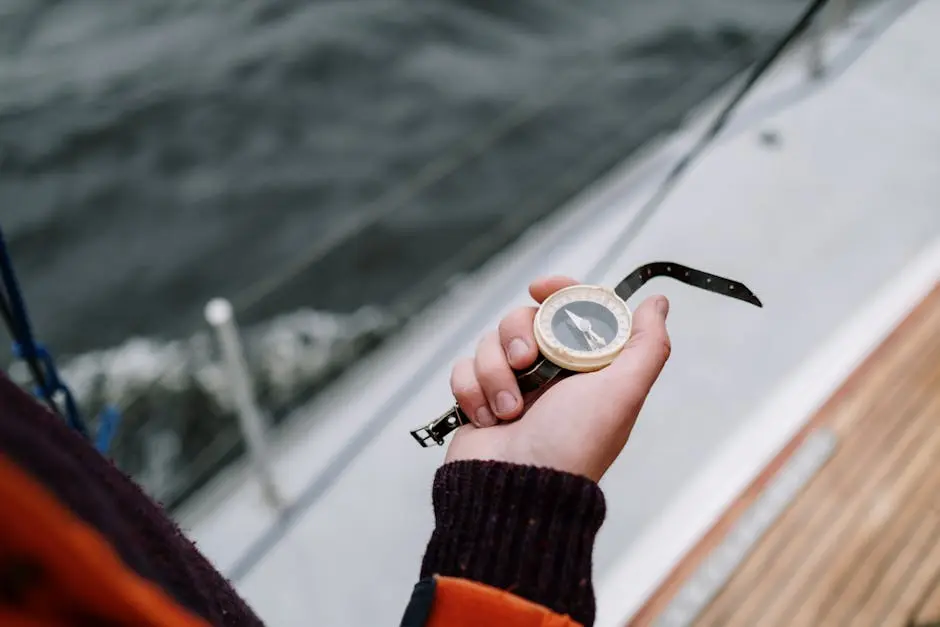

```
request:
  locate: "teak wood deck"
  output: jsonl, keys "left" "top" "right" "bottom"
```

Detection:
{"left": 632, "top": 283, "right": 940, "bottom": 627}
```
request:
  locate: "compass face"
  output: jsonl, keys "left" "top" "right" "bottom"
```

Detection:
{"left": 550, "top": 301, "right": 619, "bottom": 352}
{"left": 533, "top": 284, "right": 632, "bottom": 372}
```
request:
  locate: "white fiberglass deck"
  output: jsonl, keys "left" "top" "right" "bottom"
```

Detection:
{"left": 178, "top": 2, "right": 940, "bottom": 625}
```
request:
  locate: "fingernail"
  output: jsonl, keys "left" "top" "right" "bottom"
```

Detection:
{"left": 475, "top": 406, "right": 497, "bottom": 427}
{"left": 655, "top": 296, "right": 669, "bottom": 318}
{"left": 507, "top": 338, "right": 528, "bottom": 363}
{"left": 495, "top": 391, "right": 518, "bottom": 415}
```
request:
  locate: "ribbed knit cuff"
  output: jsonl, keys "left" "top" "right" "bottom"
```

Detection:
{"left": 420, "top": 460, "right": 606, "bottom": 626}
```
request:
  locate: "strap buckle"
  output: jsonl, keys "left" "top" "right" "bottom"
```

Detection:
{"left": 409, "top": 405, "right": 468, "bottom": 448}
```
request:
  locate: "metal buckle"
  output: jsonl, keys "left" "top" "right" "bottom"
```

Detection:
{"left": 409, "top": 405, "right": 467, "bottom": 448}
{"left": 410, "top": 426, "right": 439, "bottom": 447}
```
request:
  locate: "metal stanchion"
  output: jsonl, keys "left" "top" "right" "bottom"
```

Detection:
{"left": 806, "top": 0, "right": 853, "bottom": 80}
{"left": 205, "top": 298, "right": 283, "bottom": 511}
{"left": 806, "top": 16, "right": 827, "bottom": 79}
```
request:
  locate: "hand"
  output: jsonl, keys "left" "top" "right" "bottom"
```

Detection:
{"left": 446, "top": 275, "right": 671, "bottom": 482}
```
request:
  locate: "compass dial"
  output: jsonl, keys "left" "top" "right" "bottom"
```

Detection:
{"left": 533, "top": 284, "right": 632, "bottom": 372}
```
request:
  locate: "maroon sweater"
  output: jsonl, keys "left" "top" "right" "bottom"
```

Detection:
{"left": 0, "top": 373, "right": 605, "bottom": 626}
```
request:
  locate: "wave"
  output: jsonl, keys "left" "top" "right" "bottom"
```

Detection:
{"left": 2, "top": 0, "right": 807, "bottom": 507}
{"left": 15, "top": 305, "right": 398, "bottom": 504}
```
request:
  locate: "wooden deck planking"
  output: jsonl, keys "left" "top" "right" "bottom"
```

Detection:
{"left": 630, "top": 283, "right": 940, "bottom": 627}
{"left": 819, "top": 412, "right": 940, "bottom": 627}
{"left": 696, "top": 285, "right": 940, "bottom": 627}
{"left": 698, "top": 386, "right": 940, "bottom": 627}
{"left": 857, "top": 518, "right": 940, "bottom": 627}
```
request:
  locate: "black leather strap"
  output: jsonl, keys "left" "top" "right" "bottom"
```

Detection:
{"left": 614, "top": 262, "right": 762, "bottom": 307}
{"left": 515, "top": 358, "right": 566, "bottom": 395}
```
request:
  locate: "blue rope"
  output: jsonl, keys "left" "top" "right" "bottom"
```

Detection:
{"left": 95, "top": 405, "right": 121, "bottom": 455}
{"left": 10, "top": 340, "right": 88, "bottom": 437}
{"left": 0, "top": 225, "right": 120, "bottom": 453}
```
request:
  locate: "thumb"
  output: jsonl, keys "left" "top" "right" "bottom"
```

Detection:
{"left": 600, "top": 295, "right": 671, "bottom": 410}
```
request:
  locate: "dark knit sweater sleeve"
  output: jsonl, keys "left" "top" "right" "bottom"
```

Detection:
{"left": 0, "top": 373, "right": 263, "bottom": 626}
{"left": 420, "top": 460, "right": 606, "bottom": 626}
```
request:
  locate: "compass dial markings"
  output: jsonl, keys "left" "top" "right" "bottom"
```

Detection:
{"left": 533, "top": 284, "right": 633, "bottom": 372}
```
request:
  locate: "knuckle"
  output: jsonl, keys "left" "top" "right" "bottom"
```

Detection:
{"left": 630, "top": 329, "right": 671, "bottom": 362}
{"left": 452, "top": 382, "right": 481, "bottom": 403}
{"left": 649, "top": 331, "right": 671, "bottom": 362}
{"left": 449, "top": 360, "right": 476, "bottom": 395}
{"left": 474, "top": 359, "right": 504, "bottom": 388}
{"left": 661, "top": 334, "right": 672, "bottom": 361}
{"left": 476, "top": 330, "right": 498, "bottom": 353}
{"left": 451, "top": 356, "right": 473, "bottom": 374}
{"left": 451, "top": 380, "right": 483, "bottom": 402}
{"left": 498, "top": 307, "right": 531, "bottom": 333}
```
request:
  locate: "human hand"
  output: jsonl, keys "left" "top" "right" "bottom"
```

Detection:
{"left": 446, "top": 275, "right": 671, "bottom": 482}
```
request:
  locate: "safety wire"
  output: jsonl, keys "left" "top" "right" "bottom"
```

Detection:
{"left": 0, "top": 225, "right": 120, "bottom": 454}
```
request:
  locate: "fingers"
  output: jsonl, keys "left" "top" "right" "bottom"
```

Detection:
{"left": 474, "top": 331, "right": 523, "bottom": 420}
{"left": 450, "top": 315, "right": 529, "bottom": 426}
{"left": 601, "top": 295, "right": 671, "bottom": 411}
{"left": 451, "top": 358, "right": 496, "bottom": 427}
{"left": 450, "top": 275, "right": 582, "bottom": 427}
{"left": 529, "top": 275, "right": 579, "bottom": 304}
{"left": 450, "top": 301, "right": 537, "bottom": 425}
{"left": 498, "top": 306, "right": 539, "bottom": 369}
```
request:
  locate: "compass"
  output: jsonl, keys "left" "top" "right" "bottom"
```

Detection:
{"left": 410, "top": 262, "right": 762, "bottom": 447}
{"left": 534, "top": 284, "right": 631, "bottom": 372}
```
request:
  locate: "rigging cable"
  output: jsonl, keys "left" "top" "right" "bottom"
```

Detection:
{"left": 0, "top": 225, "right": 120, "bottom": 451}
{"left": 587, "top": 0, "right": 833, "bottom": 283}
{"left": 227, "top": 0, "right": 841, "bottom": 582}
{"left": 0, "top": 227, "right": 69, "bottom": 423}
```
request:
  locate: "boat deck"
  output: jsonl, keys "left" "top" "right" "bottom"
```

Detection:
{"left": 633, "top": 284, "right": 940, "bottom": 627}
{"left": 177, "top": 1, "right": 940, "bottom": 623}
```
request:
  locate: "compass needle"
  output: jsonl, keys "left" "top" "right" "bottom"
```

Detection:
{"left": 588, "top": 329, "right": 606, "bottom": 347}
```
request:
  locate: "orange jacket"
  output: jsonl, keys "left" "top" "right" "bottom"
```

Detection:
{"left": 0, "top": 374, "right": 603, "bottom": 626}
{"left": 402, "top": 576, "right": 583, "bottom": 626}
